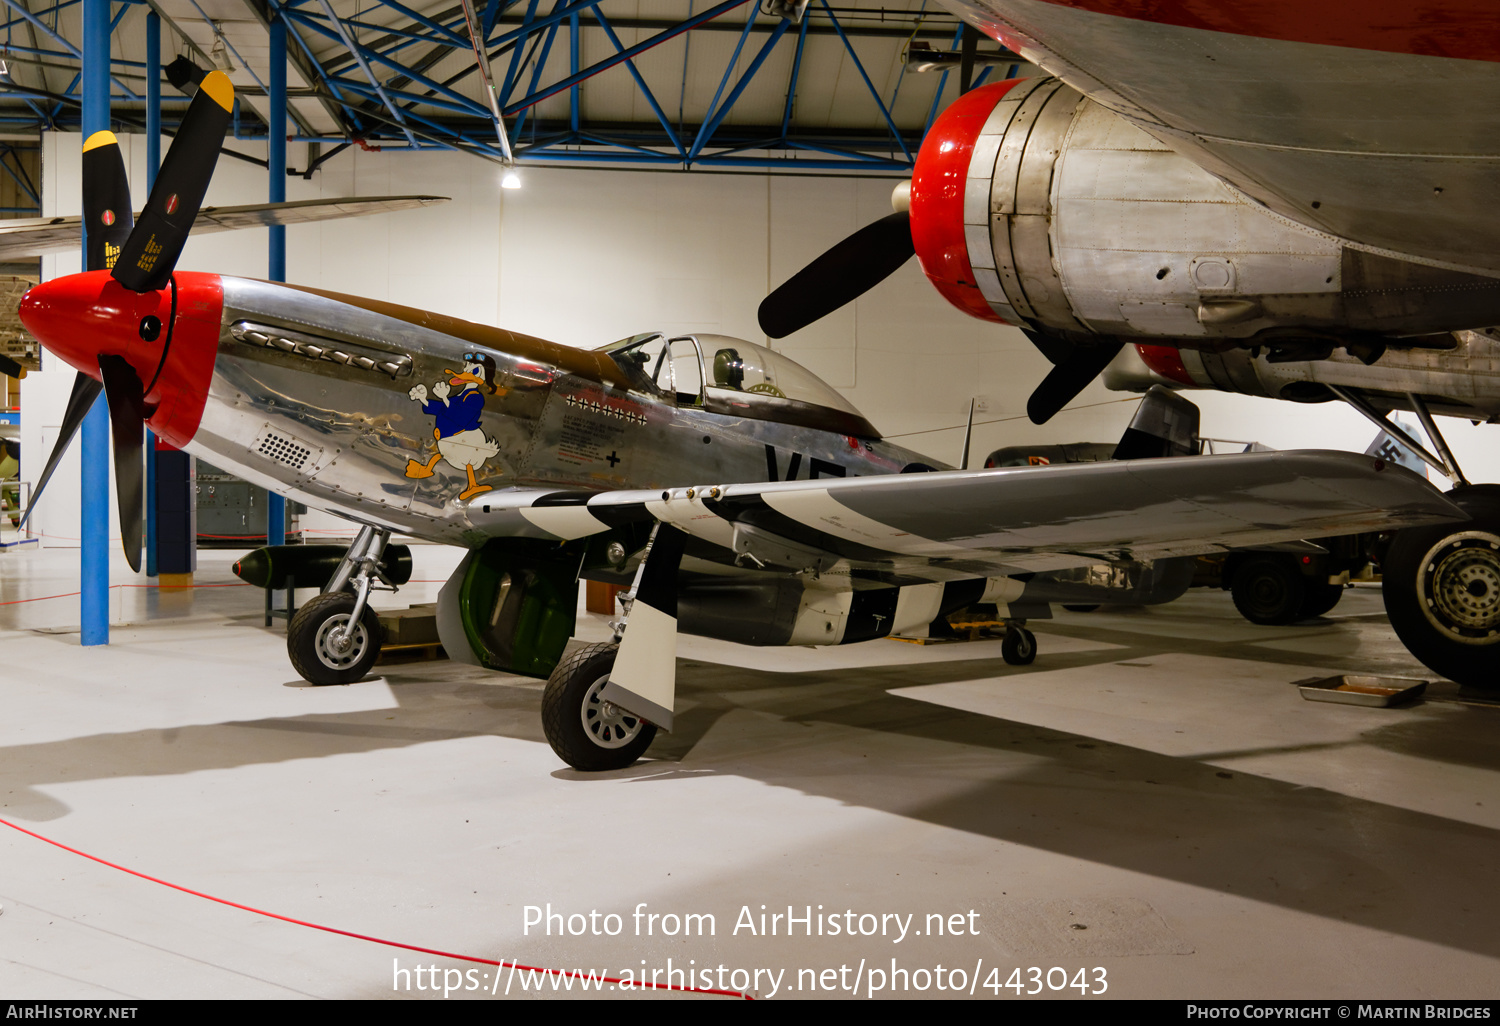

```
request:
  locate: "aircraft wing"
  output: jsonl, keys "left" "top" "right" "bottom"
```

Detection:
{"left": 0, "top": 196, "right": 449, "bottom": 261}
{"left": 484, "top": 449, "right": 1462, "bottom": 730}
{"left": 470, "top": 449, "right": 1462, "bottom": 580}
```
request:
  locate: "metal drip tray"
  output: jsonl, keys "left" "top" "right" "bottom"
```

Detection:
{"left": 1296, "top": 675, "right": 1427, "bottom": 707}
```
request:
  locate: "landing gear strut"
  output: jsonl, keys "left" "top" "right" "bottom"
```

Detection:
{"left": 288, "top": 525, "right": 395, "bottom": 684}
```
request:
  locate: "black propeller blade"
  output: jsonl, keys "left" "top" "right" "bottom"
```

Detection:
{"left": 81, "top": 131, "right": 134, "bottom": 272}
{"left": 20, "top": 130, "right": 135, "bottom": 530}
{"left": 18, "top": 371, "right": 102, "bottom": 529}
{"left": 1025, "top": 340, "right": 1123, "bottom": 425}
{"left": 99, "top": 354, "right": 146, "bottom": 572}
{"left": 758, "top": 211, "right": 914, "bottom": 339}
{"left": 113, "top": 70, "right": 233, "bottom": 293}
{"left": 83, "top": 132, "right": 145, "bottom": 569}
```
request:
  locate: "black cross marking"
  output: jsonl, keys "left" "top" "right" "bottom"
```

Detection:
{"left": 606, "top": 451, "right": 621, "bottom": 467}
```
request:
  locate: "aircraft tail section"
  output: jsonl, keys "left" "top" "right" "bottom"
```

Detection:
{"left": 1363, "top": 415, "right": 1429, "bottom": 479}
{"left": 1112, "top": 385, "right": 1201, "bottom": 461}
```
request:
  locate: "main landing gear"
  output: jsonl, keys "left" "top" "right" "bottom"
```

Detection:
{"left": 542, "top": 523, "right": 683, "bottom": 772}
{"left": 541, "top": 642, "right": 657, "bottom": 772}
{"left": 1228, "top": 554, "right": 1347, "bottom": 626}
{"left": 1383, "top": 484, "right": 1500, "bottom": 691}
{"left": 288, "top": 525, "right": 396, "bottom": 685}
{"left": 1331, "top": 386, "right": 1499, "bottom": 690}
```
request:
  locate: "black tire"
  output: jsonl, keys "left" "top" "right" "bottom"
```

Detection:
{"left": 1383, "top": 485, "right": 1500, "bottom": 690}
{"left": 1062, "top": 604, "right": 1100, "bottom": 613}
{"left": 1001, "top": 627, "right": 1036, "bottom": 666}
{"left": 287, "top": 591, "right": 382, "bottom": 685}
{"left": 1298, "top": 582, "right": 1345, "bottom": 619}
{"left": 1230, "top": 556, "right": 1305, "bottom": 626}
{"left": 541, "top": 642, "right": 657, "bottom": 771}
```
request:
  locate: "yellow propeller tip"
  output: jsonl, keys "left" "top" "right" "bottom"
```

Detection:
{"left": 82, "top": 131, "right": 118, "bottom": 153}
{"left": 199, "top": 70, "right": 234, "bottom": 113}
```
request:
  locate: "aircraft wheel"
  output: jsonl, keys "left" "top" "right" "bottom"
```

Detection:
{"left": 1002, "top": 626, "right": 1036, "bottom": 666}
{"left": 1298, "top": 582, "right": 1346, "bottom": 619}
{"left": 1383, "top": 485, "right": 1500, "bottom": 691}
{"left": 541, "top": 642, "right": 657, "bottom": 771}
{"left": 288, "top": 591, "right": 382, "bottom": 685}
{"left": 1230, "top": 556, "right": 1305, "bottom": 626}
{"left": 1062, "top": 604, "right": 1100, "bottom": 613}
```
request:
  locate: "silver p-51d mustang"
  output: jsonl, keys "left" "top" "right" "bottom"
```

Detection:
{"left": 20, "top": 74, "right": 1463, "bottom": 772}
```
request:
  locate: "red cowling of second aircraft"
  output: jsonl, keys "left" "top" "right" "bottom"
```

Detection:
{"left": 19, "top": 270, "right": 223, "bottom": 448}
{"left": 1134, "top": 343, "right": 1198, "bottom": 386}
{"left": 908, "top": 79, "right": 1028, "bottom": 326}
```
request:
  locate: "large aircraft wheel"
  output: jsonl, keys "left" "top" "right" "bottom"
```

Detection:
{"left": 1298, "top": 582, "right": 1345, "bottom": 619}
{"left": 288, "top": 591, "right": 383, "bottom": 685}
{"left": 1230, "top": 556, "right": 1305, "bottom": 626}
{"left": 1383, "top": 485, "right": 1500, "bottom": 691}
{"left": 1001, "top": 626, "right": 1036, "bottom": 666}
{"left": 541, "top": 642, "right": 657, "bottom": 771}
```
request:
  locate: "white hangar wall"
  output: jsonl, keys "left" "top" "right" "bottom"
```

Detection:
{"left": 25, "top": 132, "right": 1500, "bottom": 553}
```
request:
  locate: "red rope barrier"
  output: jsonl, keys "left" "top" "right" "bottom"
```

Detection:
{"left": 0, "top": 816, "right": 750, "bottom": 999}
{"left": 0, "top": 581, "right": 253, "bottom": 606}
{"left": 0, "top": 589, "right": 80, "bottom": 606}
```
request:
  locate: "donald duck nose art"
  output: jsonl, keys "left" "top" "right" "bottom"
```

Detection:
{"left": 406, "top": 352, "right": 505, "bottom": 500}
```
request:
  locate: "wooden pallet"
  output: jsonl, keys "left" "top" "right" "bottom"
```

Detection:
{"left": 377, "top": 641, "right": 447, "bottom": 665}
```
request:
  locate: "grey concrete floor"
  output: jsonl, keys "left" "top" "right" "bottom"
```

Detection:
{"left": 1, "top": 542, "right": 1498, "bottom": 1001}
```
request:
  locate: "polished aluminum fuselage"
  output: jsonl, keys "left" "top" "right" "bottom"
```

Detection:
{"left": 189, "top": 278, "right": 932, "bottom": 545}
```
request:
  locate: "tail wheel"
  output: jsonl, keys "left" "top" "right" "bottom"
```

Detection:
{"left": 1383, "top": 485, "right": 1500, "bottom": 690}
{"left": 1002, "top": 626, "right": 1036, "bottom": 666}
{"left": 541, "top": 642, "right": 657, "bottom": 771}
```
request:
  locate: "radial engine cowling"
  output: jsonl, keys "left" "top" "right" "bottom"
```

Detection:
{"left": 911, "top": 77, "right": 1500, "bottom": 356}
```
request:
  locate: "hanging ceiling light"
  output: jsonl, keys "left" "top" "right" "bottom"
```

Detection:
{"left": 209, "top": 24, "right": 235, "bottom": 72}
{"left": 501, "top": 167, "right": 521, "bottom": 190}
{"left": 766, "top": 0, "right": 810, "bottom": 23}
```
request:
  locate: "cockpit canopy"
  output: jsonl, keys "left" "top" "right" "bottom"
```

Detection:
{"left": 602, "top": 332, "right": 879, "bottom": 439}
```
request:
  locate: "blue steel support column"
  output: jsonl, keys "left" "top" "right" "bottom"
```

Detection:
{"left": 569, "top": 11, "right": 579, "bottom": 136}
{"left": 80, "top": 0, "right": 108, "bottom": 644}
{"left": 267, "top": 10, "right": 287, "bottom": 545}
{"left": 144, "top": 10, "right": 160, "bottom": 577}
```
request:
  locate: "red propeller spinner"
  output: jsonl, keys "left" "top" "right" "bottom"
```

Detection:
{"left": 19, "top": 269, "right": 223, "bottom": 449}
